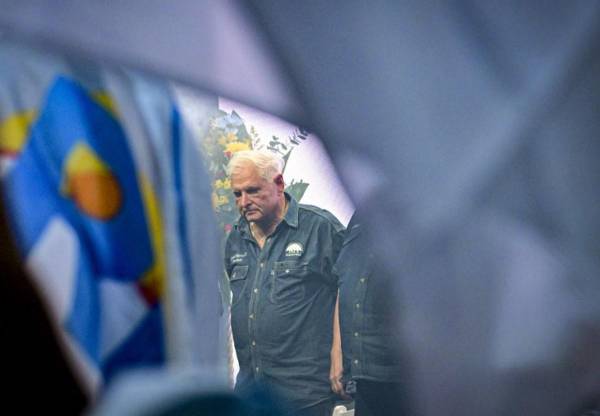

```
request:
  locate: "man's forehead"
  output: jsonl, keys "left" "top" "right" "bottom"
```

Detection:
{"left": 231, "top": 160, "right": 256, "bottom": 172}
{"left": 231, "top": 162, "right": 258, "bottom": 176}
{"left": 230, "top": 163, "right": 264, "bottom": 185}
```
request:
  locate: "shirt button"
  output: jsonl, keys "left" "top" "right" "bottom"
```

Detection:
{"left": 354, "top": 359, "right": 359, "bottom": 365}
{"left": 285, "top": 269, "right": 290, "bottom": 273}
{"left": 360, "top": 277, "right": 366, "bottom": 283}
{"left": 355, "top": 303, "right": 360, "bottom": 308}
{"left": 260, "top": 262, "right": 264, "bottom": 268}
{"left": 255, "top": 367, "right": 260, "bottom": 372}
{"left": 354, "top": 332, "right": 359, "bottom": 337}
{"left": 249, "top": 314, "right": 254, "bottom": 319}
{"left": 254, "top": 288, "right": 259, "bottom": 294}
{"left": 252, "top": 340, "right": 256, "bottom": 346}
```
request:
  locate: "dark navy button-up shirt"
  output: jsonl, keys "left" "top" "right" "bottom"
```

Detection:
{"left": 224, "top": 193, "right": 345, "bottom": 409}
{"left": 335, "top": 214, "right": 404, "bottom": 383}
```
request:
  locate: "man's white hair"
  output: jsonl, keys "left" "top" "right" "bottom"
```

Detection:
{"left": 227, "top": 150, "right": 284, "bottom": 181}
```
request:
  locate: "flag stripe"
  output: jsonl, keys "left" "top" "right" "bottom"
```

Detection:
{"left": 171, "top": 107, "right": 195, "bottom": 305}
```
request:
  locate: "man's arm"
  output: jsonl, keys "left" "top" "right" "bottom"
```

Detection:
{"left": 330, "top": 292, "right": 347, "bottom": 397}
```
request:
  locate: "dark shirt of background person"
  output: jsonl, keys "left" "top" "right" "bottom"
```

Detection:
{"left": 335, "top": 211, "right": 410, "bottom": 415}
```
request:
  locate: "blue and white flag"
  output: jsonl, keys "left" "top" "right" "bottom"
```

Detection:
{"left": 0, "top": 41, "right": 222, "bottom": 394}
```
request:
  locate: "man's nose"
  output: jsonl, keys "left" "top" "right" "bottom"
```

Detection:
{"left": 240, "top": 192, "right": 250, "bottom": 206}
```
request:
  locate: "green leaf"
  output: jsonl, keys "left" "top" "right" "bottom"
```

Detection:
{"left": 285, "top": 181, "right": 309, "bottom": 202}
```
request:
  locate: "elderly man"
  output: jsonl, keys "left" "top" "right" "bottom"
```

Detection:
{"left": 224, "top": 150, "right": 345, "bottom": 416}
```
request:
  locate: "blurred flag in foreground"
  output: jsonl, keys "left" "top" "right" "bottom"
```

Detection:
{"left": 0, "top": 41, "right": 223, "bottom": 394}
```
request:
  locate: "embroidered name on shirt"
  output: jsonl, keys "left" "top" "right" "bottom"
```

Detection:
{"left": 285, "top": 242, "right": 304, "bottom": 257}
{"left": 231, "top": 252, "right": 247, "bottom": 264}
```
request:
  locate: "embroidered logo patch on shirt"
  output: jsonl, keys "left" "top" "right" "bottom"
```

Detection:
{"left": 285, "top": 242, "right": 304, "bottom": 257}
{"left": 230, "top": 252, "right": 247, "bottom": 264}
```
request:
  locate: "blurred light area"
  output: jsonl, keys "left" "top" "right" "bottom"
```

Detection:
{"left": 245, "top": 1, "right": 600, "bottom": 414}
{"left": 0, "top": 0, "right": 305, "bottom": 126}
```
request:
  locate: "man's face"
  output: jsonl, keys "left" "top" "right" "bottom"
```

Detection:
{"left": 230, "top": 161, "right": 283, "bottom": 226}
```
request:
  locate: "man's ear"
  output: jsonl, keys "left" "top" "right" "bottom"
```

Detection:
{"left": 274, "top": 174, "right": 285, "bottom": 192}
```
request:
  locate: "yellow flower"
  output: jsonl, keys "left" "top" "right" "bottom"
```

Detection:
{"left": 217, "top": 195, "right": 229, "bottom": 206}
{"left": 218, "top": 135, "right": 227, "bottom": 146}
{"left": 225, "top": 141, "right": 250, "bottom": 154}
{"left": 211, "top": 191, "right": 230, "bottom": 208}
{"left": 226, "top": 132, "right": 238, "bottom": 143}
{"left": 214, "top": 179, "right": 231, "bottom": 190}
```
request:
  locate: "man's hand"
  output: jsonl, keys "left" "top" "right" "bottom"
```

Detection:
{"left": 330, "top": 293, "right": 350, "bottom": 399}
{"left": 330, "top": 346, "right": 348, "bottom": 398}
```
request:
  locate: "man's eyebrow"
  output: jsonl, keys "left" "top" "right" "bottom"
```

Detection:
{"left": 232, "top": 186, "right": 260, "bottom": 195}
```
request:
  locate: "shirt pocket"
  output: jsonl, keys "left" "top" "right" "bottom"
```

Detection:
{"left": 229, "top": 264, "right": 249, "bottom": 307}
{"left": 269, "top": 260, "right": 308, "bottom": 304}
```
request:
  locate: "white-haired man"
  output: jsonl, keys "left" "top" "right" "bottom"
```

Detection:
{"left": 224, "top": 150, "right": 345, "bottom": 416}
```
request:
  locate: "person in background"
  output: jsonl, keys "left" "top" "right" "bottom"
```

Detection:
{"left": 331, "top": 210, "right": 408, "bottom": 415}
{"left": 224, "top": 150, "right": 345, "bottom": 416}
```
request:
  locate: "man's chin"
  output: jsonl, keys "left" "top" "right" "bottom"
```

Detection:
{"left": 244, "top": 212, "right": 261, "bottom": 221}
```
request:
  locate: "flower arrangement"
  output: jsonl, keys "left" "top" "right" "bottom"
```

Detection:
{"left": 202, "top": 109, "right": 310, "bottom": 233}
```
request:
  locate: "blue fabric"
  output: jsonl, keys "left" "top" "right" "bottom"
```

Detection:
{"left": 102, "top": 304, "right": 164, "bottom": 384}
{"left": 171, "top": 106, "right": 195, "bottom": 301}
{"left": 4, "top": 75, "right": 161, "bottom": 369}
{"left": 6, "top": 77, "right": 153, "bottom": 276}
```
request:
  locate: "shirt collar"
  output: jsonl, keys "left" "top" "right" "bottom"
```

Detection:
{"left": 281, "top": 192, "right": 299, "bottom": 229}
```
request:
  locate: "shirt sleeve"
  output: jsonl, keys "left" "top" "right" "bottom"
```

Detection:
{"left": 322, "top": 216, "right": 346, "bottom": 285}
